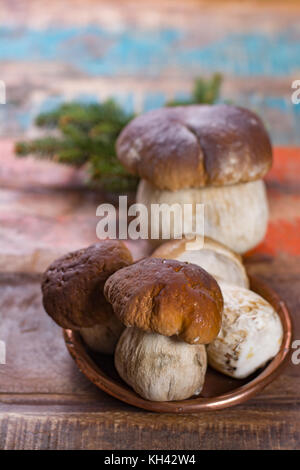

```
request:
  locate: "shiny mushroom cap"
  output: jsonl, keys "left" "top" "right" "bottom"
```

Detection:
{"left": 104, "top": 257, "right": 223, "bottom": 345}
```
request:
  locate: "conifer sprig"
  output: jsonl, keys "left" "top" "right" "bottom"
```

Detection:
{"left": 16, "top": 75, "right": 222, "bottom": 191}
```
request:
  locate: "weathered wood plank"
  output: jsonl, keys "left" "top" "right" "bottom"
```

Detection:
{"left": 1, "top": 405, "right": 299, "bottom": 450}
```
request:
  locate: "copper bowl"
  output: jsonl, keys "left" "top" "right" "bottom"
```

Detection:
{"left": 63, "top": 276, "right": 292, "bottom": 413}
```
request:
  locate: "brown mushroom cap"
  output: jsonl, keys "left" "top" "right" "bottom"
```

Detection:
{"left": 41, "top": 240, "right": 133, "bottom": 329}
{"left": 104, "top": 257, "right": 223, "bottom": 344}
{"left": 116, "top": 104, "right": 272, "bottom": 191}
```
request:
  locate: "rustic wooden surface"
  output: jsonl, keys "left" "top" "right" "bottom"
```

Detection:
{"left": 0, "top": 146, "right": 299, "bottom": 450}
{"left": 0, "top": 0, "right": 300, "bottom": 451}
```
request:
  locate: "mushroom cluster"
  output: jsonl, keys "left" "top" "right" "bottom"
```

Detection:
{"left": 114, "top": 103, "right": 283, "bottom": 389}
{"left": 41, "top": 239, "right": 283, "bottom": 402}
{"left": 41, "top": 104, "right": 284, "bottom": 403}
{"left": 42, "top": 246, "right": 224, "bottom": 401}
{"left": 151, "top": 239, "right": 283, "bottom": 380}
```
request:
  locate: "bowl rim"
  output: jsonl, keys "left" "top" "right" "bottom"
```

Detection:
{"left": 63, "top": 275, "right": 292, "bottom": 413}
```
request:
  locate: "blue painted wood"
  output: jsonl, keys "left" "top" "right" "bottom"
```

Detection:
{"left": 0, "top": 22, "right": 299, "bottom": 144}
{"left": 1, "top": 26, "right": 300, "bottom": 77}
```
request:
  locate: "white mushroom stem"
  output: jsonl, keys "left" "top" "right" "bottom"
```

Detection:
{"left": 80, "top": 315, "right": 125, "bottom": 355}
{"left": 207, "top": 283, "right": 283, "bottom": 379}
{"left": 137, "top": 178, "right": 268, "bottom": 254}
{"left": 115, "top": 327, "right": 207, "bottom": 401}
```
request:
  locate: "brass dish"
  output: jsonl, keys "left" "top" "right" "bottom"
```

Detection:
{"left": 63, "top": 276, "right": 292, "bottom": 413}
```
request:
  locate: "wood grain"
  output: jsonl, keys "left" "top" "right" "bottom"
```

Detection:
{"left": 0, "top": 405, "right": 299, "bottom": 450}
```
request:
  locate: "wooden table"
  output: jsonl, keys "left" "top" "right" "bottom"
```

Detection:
{"left": 0, "top": 147, "right": 299, "bottom": 450}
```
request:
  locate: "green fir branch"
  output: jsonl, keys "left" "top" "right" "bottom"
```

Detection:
{"left": 15, "top": 75, "right": 222, "bottom": 191}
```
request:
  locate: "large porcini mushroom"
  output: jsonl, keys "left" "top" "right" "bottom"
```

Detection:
{"left": 116, "top": 104, "right": 272, "bottom": 253}
{"left": 207, "top": 283, "right": 283, "bottom": 379}
{"left": 105, "top": 257, "right": 223, "bottom": 345}
{"left": 105, "top": 257, "right": 223, "bottom": 401}
{"left": 152, "top": 236, "right": 249, "bottom": 288}
{"left": 41, "top": 240, "right": 133, "bottom": 354}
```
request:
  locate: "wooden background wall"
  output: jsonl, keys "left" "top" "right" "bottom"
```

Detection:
{"left": 0, "top": 0, "right": 299, "bottom": 145}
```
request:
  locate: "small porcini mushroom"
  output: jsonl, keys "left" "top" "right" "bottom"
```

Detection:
{"left": 106, "top": 258, "right": 220, "bottom": 401}
{"left": 152, "top": 236, "right": 249, "bottom": 288}
{"left": 104, "top": 257, "right": 223, "bottom": 345}
{"left": 117, "top": 104, "right": 272, "bottom": 253}
{"left": 41, "top": 240, "right": 133, "bottom": 354}
{"left": 207, "top": 283, "right": 283, "bottom": 379}
{"left": 104, "top": 258, "right": 223, "bottom": 401}
{"left": 115, "top": 327, "right": 207, "bottom": 401}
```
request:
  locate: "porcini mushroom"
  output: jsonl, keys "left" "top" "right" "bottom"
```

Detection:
{"left": 41, "top": 240, "right": 133, "bottom": 354}
{"left": 152, "top": 236, "right": 249, "bottom": 288}
{"left": 116, "top": 104, "right": 272, "bottom": 253}
{"left": 105, "top": 258, "right": 223, "bottom": 401}
{"left": 207, "top": 283, "right": 283, "bottom": 379}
